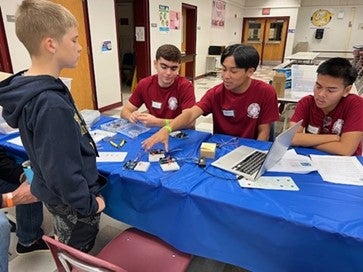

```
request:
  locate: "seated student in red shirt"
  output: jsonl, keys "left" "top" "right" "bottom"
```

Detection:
{"left": 121, "top": 44, "right": 196, "bottom": 128}
{"left": 142, "top": 44, "right": 279, "bottom": 151}
{"left": 289, "top": 57, "right": 363, "bottom": 156}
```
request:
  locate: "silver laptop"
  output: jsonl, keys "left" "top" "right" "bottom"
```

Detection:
{"left": 211, "top": 120, "right": 302, "bottom": 181}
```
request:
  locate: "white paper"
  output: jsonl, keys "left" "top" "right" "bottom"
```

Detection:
{"left": 238, "top": 176, "right": 299, "bottom": 191}
{"left": 96, "top": 152, "right": 127, "bottom": 162}
{"left": 89, "top": 129, "right": 116, "bottom": 143}
{"left": 7, "top": 136, "right": 23, "bottom": 146}
{"left": 310, "top": 155, "right": 363, "bottom": 186}
{"left": 268, "top": 149, "right": 317, "bottom": 174}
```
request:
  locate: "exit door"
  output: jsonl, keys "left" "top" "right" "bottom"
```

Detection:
{"left": 242, "top": 17, "right": 289, "bottom": 65}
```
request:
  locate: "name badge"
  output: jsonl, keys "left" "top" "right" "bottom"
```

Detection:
{"left": 222, "top": 110, "right": 235, "bottom": 117}
{"left": 307, "top": 124, "right": 319, "bottom": 134}
{"left": 151, "top": 101, "right": 162, "bottom": 109}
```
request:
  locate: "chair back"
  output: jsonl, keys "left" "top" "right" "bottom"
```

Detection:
{"left": 42, "top": 235, "right": 127, "bottom": 272}
{"left": 122, "top": 53, "right": 135, "bottom": 70}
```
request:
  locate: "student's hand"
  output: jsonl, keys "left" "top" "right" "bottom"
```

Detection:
{"left": 137, "top": 113, "right": 160, "bottom": 127}
{"left": 96, "top": 196, "right": 105, "bottom": 213}
{"left": 12, "top": 181, "right": 39, "bottom": 206}
{"left": 128, "top": 111, "right": 142, "bottom": 123}
{"left": 142, "top": 127, "right": 170, "bottom": 152}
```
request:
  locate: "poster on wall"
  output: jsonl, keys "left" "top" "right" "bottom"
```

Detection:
{"left": 159, "top": 5, "right": 170, "bottom": 33}
{"left": 211, "top": 0, "right": 226, "bottom": 28}
{"left": 170, "top": 11, "right": 181, "bottom": 30}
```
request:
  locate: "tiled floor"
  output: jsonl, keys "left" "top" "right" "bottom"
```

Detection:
{"left": 5, "top": 66, "right": 275, "bottom": 272}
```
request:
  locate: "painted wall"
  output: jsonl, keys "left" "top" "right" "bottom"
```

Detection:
{"left": 87, "top": 0, "right": 121, "bottom": 108}
{"left": 0, "top": 0, "right": 30, "bottom": 71}
{"left": 148, "top": 0, "right": 244, "bottom": 77}
{"left": 294, "top": 4, "right": 363, "bottom": 52}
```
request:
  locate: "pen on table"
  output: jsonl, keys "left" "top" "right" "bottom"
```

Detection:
{"left": 110, "top": 140, "right": 118, "bottom": 148}
{"left": 119, "top": 139, "right": 126, "bottom": 148}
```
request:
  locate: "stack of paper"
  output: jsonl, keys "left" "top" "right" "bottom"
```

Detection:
{"left": 310, "top": 155, "right": 363, "bottom": 186}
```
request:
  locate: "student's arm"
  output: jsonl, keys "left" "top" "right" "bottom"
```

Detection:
{"left": 137, "top": 111, "right": 196, "bottom": 128}
{"left": 290, "top": 121, "right": 340, "bottom": 147}
{"left": 256, "top": 123, "right": 271, "bottom": 141}
{"left": 1, "top": 182, "right": 38, "bottom": 208}
{"left": 142, "top": 105, "right": 203, "bottom": 151}
{"left": 120, "top": 101, "right": 141, "bottom": 123}
{"left": 289, "top": 121, "right": 362, "bottom": 155}
{"left": 314, "top": 131, "right": 362, "bottom": 156}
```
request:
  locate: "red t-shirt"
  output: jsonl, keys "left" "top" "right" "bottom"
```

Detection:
{"left": 196, "top": 79, "right": 279, "bottom": 139}
{"left": 291, "top": 94, "right": 363, "bottom": 155}
{"left": 129, "top": 75, "right": 195, "bottom": 119}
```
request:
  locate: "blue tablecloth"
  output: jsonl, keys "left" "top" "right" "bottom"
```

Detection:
{"left": 101, "top": 133, "right": 363, "bottom": 272}
{"left": 1, "top": 117, "right": 363, "bottom": 271}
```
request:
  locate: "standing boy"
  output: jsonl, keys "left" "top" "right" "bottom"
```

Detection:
{"left": 121, "top": 44, "right": 196, "bottom": 128}
{"left": 289, "top": 57, "right": 363, "bottom": 156}
{"left": 142, "top": 44, "right": 279, "bottom": 151}
{"left": 0, "top": 0, "right": 106, "bottom": 252}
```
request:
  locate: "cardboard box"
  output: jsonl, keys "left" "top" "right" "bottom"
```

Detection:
{"left": 200, "top": 142, "right": 217, "bottom": 159}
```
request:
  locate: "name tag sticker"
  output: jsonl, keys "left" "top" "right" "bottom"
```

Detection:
{"left": 222, "top": 110, "right": 235, "bottom": 117}
{"left": 151, "top": 101, "right": 162, "bottom": 109}
{"left": 307, "top": 124, "right": 319, "bottom": 134}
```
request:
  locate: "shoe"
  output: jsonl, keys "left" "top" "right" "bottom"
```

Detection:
{"left": 16, "top": 238, "right": 49, "bottom": 255}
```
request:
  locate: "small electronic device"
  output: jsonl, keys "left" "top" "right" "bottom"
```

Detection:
{"left": 169, "top": 131, "right": 188, "bottom": 139}
{"left": 123, "top": 160, "right": 150, "bottom": 172}
{"left": 159, "top": 157, "right": 180, "bottom": 171}
{"left": 149, "top": 149, "right": 166, "bottom": 162}
{"left": 198, "top": 157, "right": 206, "bottom": 167}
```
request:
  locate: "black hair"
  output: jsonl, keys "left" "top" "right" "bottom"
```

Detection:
{"left": 220, "top": 44, "right": 260, "bottom": 70}
{"left": 317, "top": 57, "right": 357, "bottom": 86}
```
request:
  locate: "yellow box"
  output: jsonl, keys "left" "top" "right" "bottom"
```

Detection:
{"left": 200, "top": 142, "right": 217, "bottom": 159}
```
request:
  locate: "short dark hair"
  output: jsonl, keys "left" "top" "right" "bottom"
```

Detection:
{"left": 155, "top": 44, "right": 182, "bottom": 63}
{"left": 221, "top": 44, "right": 260, "bottom": 70}
{"left": 317, "top": 57, "right": 357, "bottom": 86}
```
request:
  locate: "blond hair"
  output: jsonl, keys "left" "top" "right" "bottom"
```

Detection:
{"left": 15, "top": 0, "right": 78, "bottom": 56}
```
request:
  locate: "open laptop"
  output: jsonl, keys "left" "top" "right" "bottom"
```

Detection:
{"left": 211, "top": 120, "right": 302, "bottom": 181}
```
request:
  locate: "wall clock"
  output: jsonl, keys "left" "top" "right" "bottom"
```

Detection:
{"left": 311, "top": 9, "right": 333, "bottom": 27}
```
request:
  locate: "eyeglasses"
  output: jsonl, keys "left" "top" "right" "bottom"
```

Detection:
{"left": 322, "top": 116, "right": 332, "bottom": 134}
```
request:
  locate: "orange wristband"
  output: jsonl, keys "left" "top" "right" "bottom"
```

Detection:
{"left": 5, "top": 193, "right": 14, "bottom": 207}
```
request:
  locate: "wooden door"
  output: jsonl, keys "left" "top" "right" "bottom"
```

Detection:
{"left": 52, "top": 0, "right": 96, "bottom": 110}
{"left": 180, "top": 3, "right": 197, "bottom": 82}
{"left": 242, "top": 17, "right": 289, "bottom": 65}
{"left": 0, "top": 7, "right": 13, "bottom": 73}
{"left": 262, "top": 18, "right": 289, "bottom": 63}
{"left": 133, "top": 0, "right": 151, "bottom": 81}
{"left": 242, "top": 18, "right": 266, "bottom": 60}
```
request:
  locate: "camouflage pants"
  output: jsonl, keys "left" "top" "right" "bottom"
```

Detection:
{"left": 45, "top": 203, "right": 100, "bottom": 252}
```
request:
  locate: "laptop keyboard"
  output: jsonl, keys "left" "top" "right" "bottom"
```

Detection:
{"left": 232, "top": 150, "right": 267, "bottom": 175}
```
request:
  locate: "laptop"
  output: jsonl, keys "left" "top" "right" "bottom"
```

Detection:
{"left": 211, "top": 120, "right": 302, "bottom": 181}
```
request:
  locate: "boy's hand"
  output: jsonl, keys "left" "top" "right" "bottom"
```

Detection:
{"left": 96, "top": 196, "right": 105, "bottom": 213}
{"left": 142, "top": 127, "right": 170, "bottom": 152}
{"left": 136, "top": 113, "right": 160, "bottom": 127}
{"left": 128, "top": 111, "right": 141, "bottom": 123}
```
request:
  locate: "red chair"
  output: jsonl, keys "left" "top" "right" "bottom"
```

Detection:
{"left": 43, "top": 227, "right": 192, "bottom": 272}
